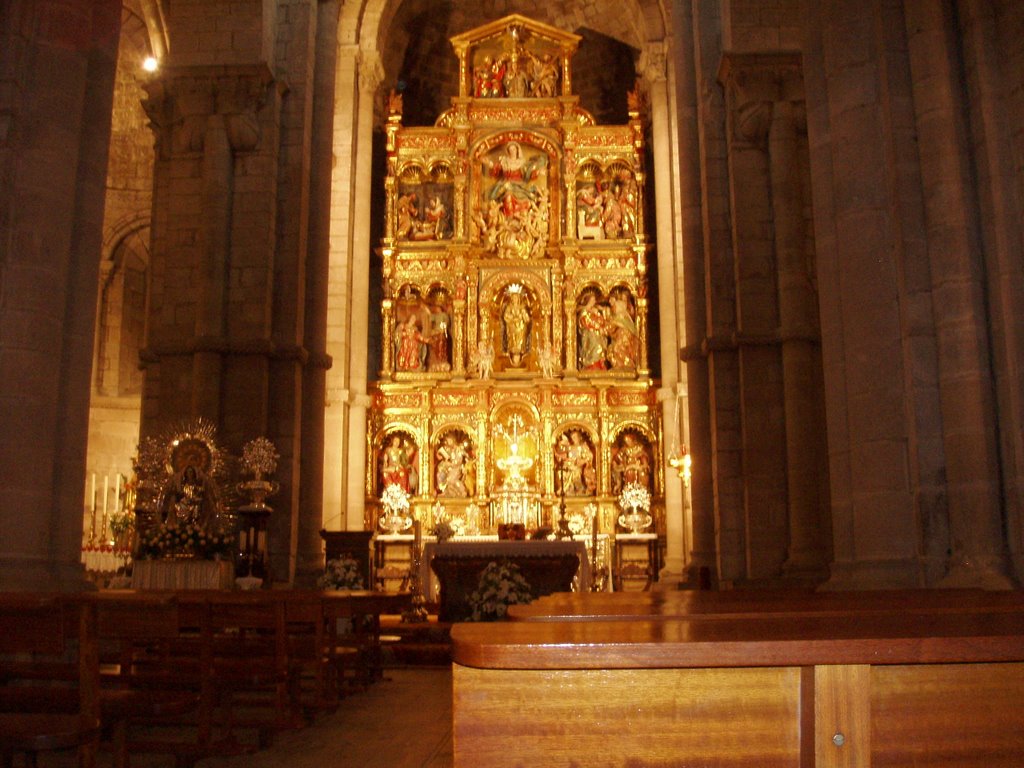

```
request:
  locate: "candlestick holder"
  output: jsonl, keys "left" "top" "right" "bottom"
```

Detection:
{"left": 401, "top": 539, "right": 429, "bottom": 623}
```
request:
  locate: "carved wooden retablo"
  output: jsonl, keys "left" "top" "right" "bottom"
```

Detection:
{"left": 367, "top": 15, "right": 662, "bottom": 537}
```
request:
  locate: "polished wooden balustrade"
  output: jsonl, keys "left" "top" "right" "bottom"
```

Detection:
{"left": 451, "top": 589, "right": 1024, "bottom": 767}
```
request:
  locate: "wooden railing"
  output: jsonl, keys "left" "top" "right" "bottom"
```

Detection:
{"left": 451, "top": 589, "right": 1024, "bottom": 767}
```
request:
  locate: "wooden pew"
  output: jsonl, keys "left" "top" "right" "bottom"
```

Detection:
{"left": 0, "top": 594, "right": 101, "bottom": 768}
{"left": 510, "top": 587, "right": 1024, "bottom": 621}
{"left": 81, "top": 592, "right": 197, "bottom": 768}
{"left": 451, "top": 591, "right": 1024, "bottom": 767}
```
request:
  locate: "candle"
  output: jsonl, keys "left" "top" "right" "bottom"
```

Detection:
{"left": 90, "top": 473, "right": 96, "bottom": 513}
{"left": 103, "top": 475, "right": 109, "bottom": 517}
{"left": 114, "top": 474, "right": 121, "bottom": 514}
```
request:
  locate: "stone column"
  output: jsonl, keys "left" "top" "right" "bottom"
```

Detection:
{"left": 718, "top": 54, "right": 789, "bottom": 580}
{"left": 802, "top": 0, "right": 928, "bottom": 588}
{"left": 960, "top": 0, "right": 1024, "bottom": 584}
{"left": 344, "top": 51, "right": 384, "bottom": 531}
{"left": 193, "top": 102, "right": 231, "bottom": 421}
{"left": 295, "top": 0, "right": 341, "bottom": 585}
{"left": 768, "top": 77, "right": 829, "bottom": 577}
{"left": 907, "top": 0, "right": 1013, "bottom": 588}
{"left": 322, "top": 44, "right": 360, "bottom": 533}
{"left": 641, "top": 42, "right": 685, "bottom": 581}
{"left": 673, "top": 0, "right": 717, "bottom": 587}
{"left": 0, "top": 0, "right": 121, "bottom": 590}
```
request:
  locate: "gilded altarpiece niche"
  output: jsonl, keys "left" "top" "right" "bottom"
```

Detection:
{"left": 367, "top": 15, "right": 663, "bottom": 537}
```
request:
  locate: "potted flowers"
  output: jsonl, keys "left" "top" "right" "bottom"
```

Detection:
{"left": 467, "top": 560, "right": 534, "bottom": 621}
{"left": 318, "top": 555, "right": 365, "bottom": 590}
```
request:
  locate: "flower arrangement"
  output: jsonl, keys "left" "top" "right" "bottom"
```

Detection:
{"left": 432, "top": 519, "right": 456, "bottom": 542}
{"left": 108, "top": 512, "right": 135, "bottom": 542}
{"left": 137, "top": 519, "right": 234, "bottom": 560}
{"left": 241, "top": 436, "right": 280, "bottom": 479}
{"left": 618, "top": 482, "right": 651, "bottom": 513}
{"left": 379, "top": 483, "right": 412, "bottom": 533}
{"left": 318, "top": 556, "right": 365, "bottom": 590}
{"left": 617, "top": 482, "right": 653, "bottom": 533}
{"left": 467, "top": 560, "right": 534, "bottom": 621}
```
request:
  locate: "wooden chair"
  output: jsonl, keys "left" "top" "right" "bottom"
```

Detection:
{"left": 0, "top": 594, "right": 101, "bottom": 768}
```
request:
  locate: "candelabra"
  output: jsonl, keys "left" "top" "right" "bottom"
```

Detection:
{"left": 401, "top": 535, "right": 429, "bottom": 623}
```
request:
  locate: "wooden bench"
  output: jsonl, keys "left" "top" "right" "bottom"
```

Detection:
{"left": 0, "top": 594, "right": 100, "bottom": 768}
{"left": 509, "top": 586, "right": 1024, "bottom": 621}
{"left": 452, "top": 590, "right": 1024, "bottom": 767}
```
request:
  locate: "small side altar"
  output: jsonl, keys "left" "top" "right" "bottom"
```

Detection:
{"left": 130, "top": 559, "right": 235, "bottom": 589}
{"left": 424, "top": 539, "right": 590, "bottom": 622}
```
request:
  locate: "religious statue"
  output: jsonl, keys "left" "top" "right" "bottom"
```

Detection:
{"left": 427, "top": 301, "right": 451, "bottom": 372}
{"left": 577, "top": 292, "right": 609, "bottom": 371}
{"left": 480, "top": 141, "right": 548, "bottom": 259}
{"left": 503, "top": 57, "right": 529, "bottom": 98}
{"left": 396, "top": 192, "right": 418, "bottom": 240}
{"left": 610, "top": 432, "right": 652, "bottom": 495}
{"left": 536, "top": 341, "right": 557, "bottom": 378}
{"left": 436, "top": 434, "right": 474, "bottom": 498}
{"left": 380, "top": 434, "right": 418, "bottom": 494}
{"left": 501, "top": 288, "right": 531, "bottom": 367}
{"left": 576, "top": 183, "right": 605, "bottom": 239}
{"left": 607, "top": 291, "right": 640, "bottom": 370}
{"left": 423, "top": 195, "right": 449, "bottom": 240}
{"left": 470, "top": 339, "right": 495, "bottom": 379}
{"left": 555, "top": 429, "right": 596, "bottom": 496}
{"left": 529, "top": 53, "right": 558, "bottom": 97}
{"left": 160, "top": 463, "right": 220, "bottom": 526}
{"left": 396, "top": 315, "right": 427, "bottom": 371}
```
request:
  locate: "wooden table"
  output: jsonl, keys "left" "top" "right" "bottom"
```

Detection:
{"left": 612, "top": 533, "right": 659, "bottom": 591}
{"left": 452, "top": 589, "right": 1024, "bottom": 767}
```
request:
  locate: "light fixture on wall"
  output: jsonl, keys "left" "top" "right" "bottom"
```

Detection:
{"left": 666, "top": 387, "right": 692, "bottom": 485}
{"left": 668, "top": 446, "right": 692, "bottom": 486}
{"left": 142, "top": 56, "right": 159, "bottom": 73}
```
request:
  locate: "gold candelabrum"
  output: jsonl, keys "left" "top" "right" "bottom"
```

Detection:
{"left": 402, "top": 519, "right": 429, "bottom": 623}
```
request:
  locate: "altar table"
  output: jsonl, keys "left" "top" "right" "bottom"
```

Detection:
{"left": 424, "top": 540, "right": 590, "bottom": 622}
{"left": 130, "top": 559, "right": 235, "bottom": 589}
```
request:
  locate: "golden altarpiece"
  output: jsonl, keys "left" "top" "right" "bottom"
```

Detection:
{"left": 366, "top": 15, "right": 663, "bottom": 544}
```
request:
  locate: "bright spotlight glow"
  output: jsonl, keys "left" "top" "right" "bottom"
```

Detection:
{"left": 142, "top": 56, "right": 159, "bottom": 73}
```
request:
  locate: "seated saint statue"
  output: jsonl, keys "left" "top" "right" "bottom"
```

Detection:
{"left": 161, "top": 464, "right": 220, "bottom": 527}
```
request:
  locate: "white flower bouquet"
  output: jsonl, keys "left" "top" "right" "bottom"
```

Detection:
{"left": 137, "top": 519, "right": 233, "bottom": 560}
{"left": 318, "top": 555, "right": 365, "bottom": 590}
{"left": 467, "top": 560, "right": 534, "bottom": 621}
